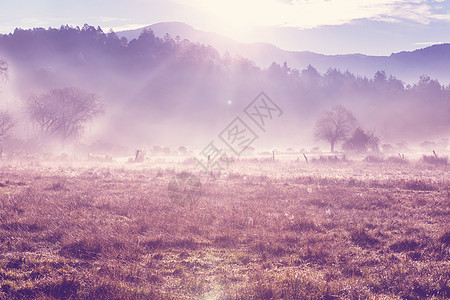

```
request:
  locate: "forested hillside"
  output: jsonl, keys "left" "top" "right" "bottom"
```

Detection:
{"left": 0, "top": 25, "right": 448, "bottom": 150}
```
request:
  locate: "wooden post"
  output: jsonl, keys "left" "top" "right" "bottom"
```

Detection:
{"left": 303, "top": 153, "right": 308, "bottom": 164}
{"left": 135, "top": 150, "right": 142, "bottom": 162}
{"left": 272, "top": 151, "right": 275, "bottom": 162}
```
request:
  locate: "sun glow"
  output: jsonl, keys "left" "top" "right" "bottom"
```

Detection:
{"left": 176, "top": 0, "right": 435, "bottom": 34}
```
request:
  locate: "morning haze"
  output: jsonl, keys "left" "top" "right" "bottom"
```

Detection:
{"left": 0, "top": 1, "right": 448, "bottom": 299}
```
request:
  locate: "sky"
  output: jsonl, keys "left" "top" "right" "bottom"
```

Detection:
{"left": 0, "top": 0, "right": 449, "bottom": 55}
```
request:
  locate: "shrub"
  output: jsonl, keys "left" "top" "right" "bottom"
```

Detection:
{"left": 423, "top": 155, "right": 448, "bottom": 165}
{"left": 343, "top": 127, "right": 380, "bottom": 153}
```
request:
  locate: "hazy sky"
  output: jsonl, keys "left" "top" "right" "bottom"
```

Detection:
{"left": 0, "top": 0, "right": 449, "bottom": 55}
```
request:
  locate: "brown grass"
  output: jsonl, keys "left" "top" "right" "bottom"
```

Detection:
{"left": 0, "top": 159, "right": 448, "bottom": 299}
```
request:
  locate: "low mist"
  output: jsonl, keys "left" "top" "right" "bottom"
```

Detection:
{"left": 0, "top": 25, "right": 448, "bottom": 158}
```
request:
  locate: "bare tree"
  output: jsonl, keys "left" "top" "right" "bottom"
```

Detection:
{"left": 0, "top": 110, "right": 15, "bottom": 138}
{"left": 0, "top": 60, "right": 15, "bottom": 139}
{"left": 28, "top": 87, "right": 104, "bottom": 140}
{"left": 314, "top": 105, "right": 356, "bottom": 152}
{"left": 0, "top": 60, "right": 7, "bottom": 83}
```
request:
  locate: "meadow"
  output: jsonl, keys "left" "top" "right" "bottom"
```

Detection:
{"left": 0, "top": 156, "right": 448, "bottom": 299}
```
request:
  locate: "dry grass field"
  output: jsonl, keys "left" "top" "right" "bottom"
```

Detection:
{"left": 0, "top": 157, "right": 448, "bottom": 299}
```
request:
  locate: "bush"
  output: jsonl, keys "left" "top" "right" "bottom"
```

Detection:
{"left": 343, "top": 127, "right": 379, "bottom": 153}
{"left": 423, "top": 155, "right": 448, "bottom": 165}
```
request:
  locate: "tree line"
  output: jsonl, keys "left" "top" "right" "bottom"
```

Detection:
{"left": 0, "top": 25, "right": 449, "bottom": 151}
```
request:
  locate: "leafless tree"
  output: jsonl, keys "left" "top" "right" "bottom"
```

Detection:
{"left": 0, "top": 60, "right": 7, "bottom": 83}
{"left": 314, "top": 105, "right": 356, "bottom": 152}
{"left": 0, "top": 60, "right": 14, "bottom": 139}
{"left": 28, "top": 87, "right": 104, "bottom": 140}
{"left": 0, "top": 110, "right": 15, "bottom": 138}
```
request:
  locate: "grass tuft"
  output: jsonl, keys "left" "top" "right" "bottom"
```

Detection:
{"left": 60, "top": 238, "right": 103, "bottom": 260}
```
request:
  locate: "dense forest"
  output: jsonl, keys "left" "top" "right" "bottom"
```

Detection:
{"left": 0, "top": 24, "right": 449, "bottom": 152}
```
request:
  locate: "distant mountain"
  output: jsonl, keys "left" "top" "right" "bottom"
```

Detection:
{"left": 119, "top": 22, "right": 450, "bottom": 84}
{"left": 120, "top": 22, "right": 240, "bottom": 52}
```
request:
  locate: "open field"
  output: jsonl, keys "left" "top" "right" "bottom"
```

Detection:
{"left": 0, "top": 158, "right": 449, "bottom": 299}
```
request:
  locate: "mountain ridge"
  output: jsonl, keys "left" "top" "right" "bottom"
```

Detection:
{"left": 118, "top": 22, "right": 450, "bottom": 83}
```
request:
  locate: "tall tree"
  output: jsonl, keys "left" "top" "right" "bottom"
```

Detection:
{"left": 314, "top": 105, "right": 356, "bottom": 152}
{"left": 0, "top": 60, "right": 15, "bottom": 139}
{"left": 0, "top": 110, "right": 15, "bottom": 138}
{"left": 27, "top": 87, "right": 104, "bottom": 140}
{"left": 0, "top": 60, "right": 7, "bottom": 83}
